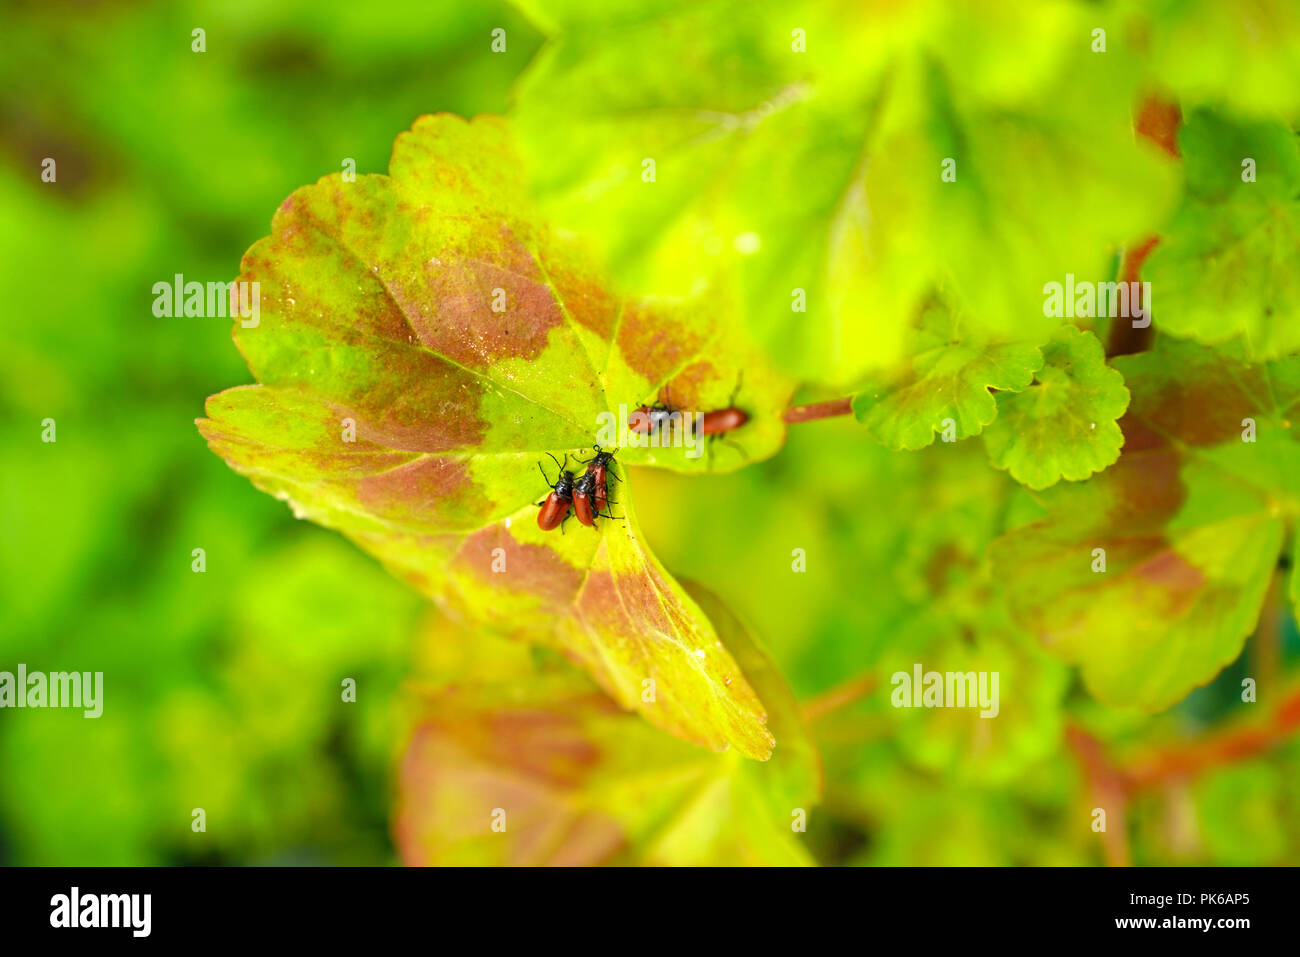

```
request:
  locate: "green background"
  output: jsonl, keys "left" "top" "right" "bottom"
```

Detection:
{"left": 1, "top": 0, "right": 1297, "bottom": 865}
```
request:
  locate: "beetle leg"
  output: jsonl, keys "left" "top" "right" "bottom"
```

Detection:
{"left": 728, "top": 371, "right": 744, "bottom": 407}
{"left": 720, "top": 435, "right": 748, "bottom": 462}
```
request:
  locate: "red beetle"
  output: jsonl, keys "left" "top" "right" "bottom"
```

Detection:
{"left": 704, "top": 372, "right": 748, "bottom": 435}
{"left": 703, "top": 373, "right": 750, "bottom": 463}
{"left": 700, "top": 406, "right": 749, "bottom": 435}
{"left": 581, "top": 447, "right": 619, "bottom": 514}
{"left": 573, "top": 460, "right": 624, "bottom": 529}
{"left": 535, "top": 455, "right": 577, "bottom": 532}
{"left": 571, "top": 470, "right": 599, "bottom": 527}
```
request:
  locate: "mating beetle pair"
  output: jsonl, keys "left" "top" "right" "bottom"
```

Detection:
{"left": 536, "top": 448, "right": 620, "bottom": 533}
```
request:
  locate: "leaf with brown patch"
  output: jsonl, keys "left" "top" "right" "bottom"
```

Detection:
{"left": 199, "top": 114, "right": 795, "bottom": 758}
{"left": 394, "top": 586, "right": 821, "bottom": 865}
{"left": 991, "top": 339, "right": 1300, "bottom": 710}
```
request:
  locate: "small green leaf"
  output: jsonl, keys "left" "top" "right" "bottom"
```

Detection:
{"left": 982, "top": 326, "right": 1130, "bottom": 490}
{"left": 1144, "top": 110, "right": 1300, "bottom": 360}
{"left": 852, "top": 300, "right": 1042, "bottom": 450}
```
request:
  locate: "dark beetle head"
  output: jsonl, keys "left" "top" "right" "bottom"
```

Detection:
{"left": 553, "top": 470, "right": 577, "bottom": 499}
{"left": 589, "top": 446, "right": 617, "bottom": 468}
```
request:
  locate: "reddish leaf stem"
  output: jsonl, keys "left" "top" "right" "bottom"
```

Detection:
{"left": 783, "top": 396, "right": 855, "bottom": 425}
{"left": 1121, "top": 682, "right": 1300, "bottom": 789}
{"left": 1065, "top": 725, "right": 1133, "bottom": 867}
{"left": 1105, "top": 235, "right": 1161, "bottom": 358}
{"left": 1105, "top": 94, "right": 1182, "bottom": 359}
{"left": 802, "top": 671, "right": 877, "bottom": 723}
{"left": 1066, "top": 675, "right": 1300, "bottom": 865}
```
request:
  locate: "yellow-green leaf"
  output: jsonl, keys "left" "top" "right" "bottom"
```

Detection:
{"left": 199, "top": 114, "right": 796, "bottom": 758}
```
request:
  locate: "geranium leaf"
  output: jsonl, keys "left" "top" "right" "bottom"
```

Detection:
{"left": 1144, "top": 110, "right": 1300, "bottom": 359}
{"left": 509, "top": 0, "right": 1176, "bottom": 383}
{"left": 991, "top": 338, "right": 1300, "bottom": 710}
{"left": 199, "top": 114, "right": 796, "bottom": 758}
{"left": 395, "top": 583, "right": 821, "bottom": 865}
{"left": 982, "top": 326, "right": 1130, "bottom": 490}
{"left": 851, "top": 299, "right": 1042, "bottom": 450}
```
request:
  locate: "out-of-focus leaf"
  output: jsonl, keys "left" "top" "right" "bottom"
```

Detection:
{"left": 1144, "top": 111, "right": 1300, "bottom": 360}
{"left": 1195, "top": 764, "right": 1286, "bottom": 865}
{"left": 1126, "top": 0, "right": 1300, "bottom": 118}
{"left": 634, "top": 421, "right": 1020, "bottom": 701}
{"left": 395, "top": 585, "right": 821, "bottom": 865}
{"left": 510, "top": 0, "right": 1176, "bottom": 383}
{"left": 852, "top": 300, "right": 1042, "bottom": 450}
{"left": 991, "top": 339, "right": 1300, "bottom": 709}
{"left": 815, "top": 732, "right": 1084, "bottom": 865}
{"left": 199, "top": 114, "right": 794, "bottom": 759}
{"left": 983, "top": 326, "right": 1130, "bottom": 490}
{"left": 878, "top": 617, "right": 1071, "bottom": 786}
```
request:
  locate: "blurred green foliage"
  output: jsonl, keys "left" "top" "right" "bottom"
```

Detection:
{"left": 2, "top": 0, "right": 1298, "bottom": 867}
{"left": 510, "top": 0, "right": 1180, "bottom": 383}
{"left": 0, "top": 0, "right": 542, "bottom": 865}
